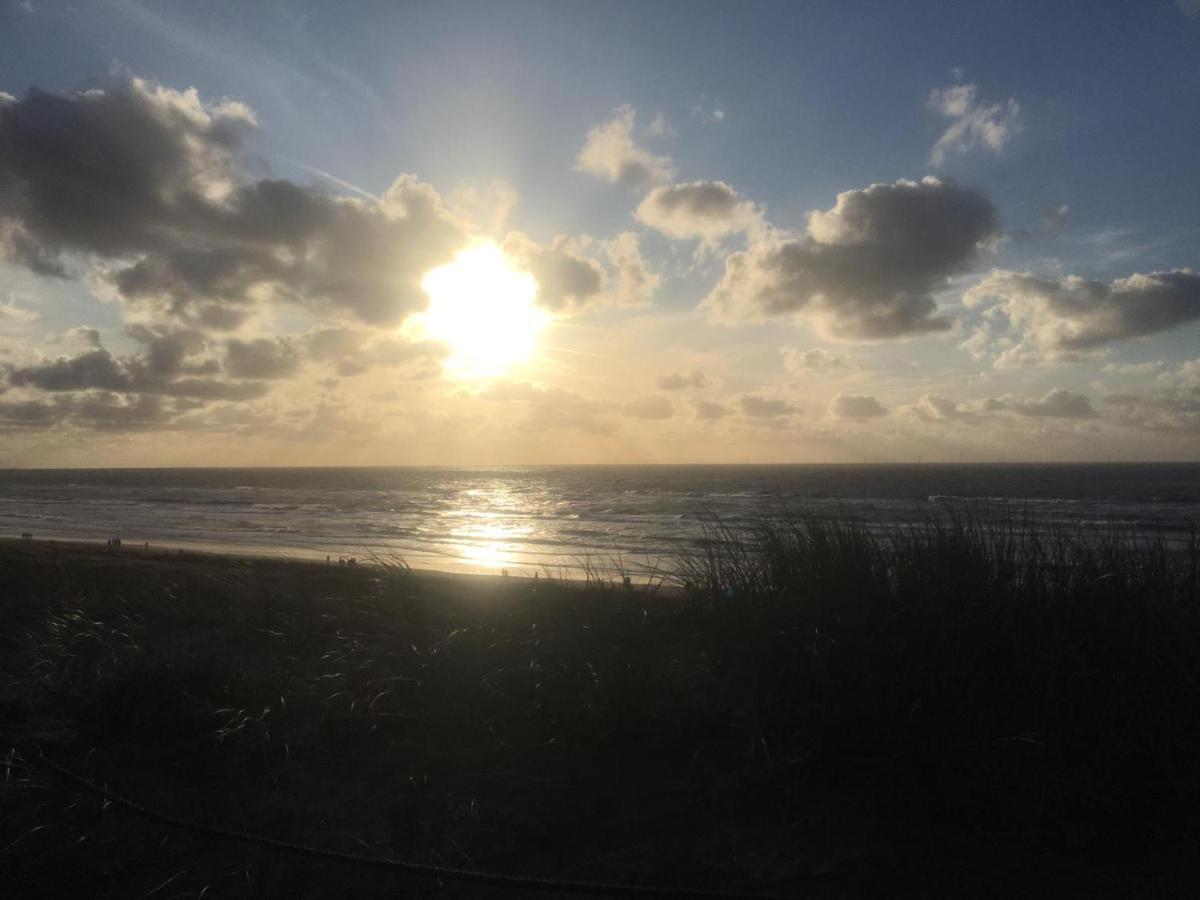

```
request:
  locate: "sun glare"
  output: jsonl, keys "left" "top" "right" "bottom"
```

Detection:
{"left": 418, "top": 242, "right": 549, "bottom": 379}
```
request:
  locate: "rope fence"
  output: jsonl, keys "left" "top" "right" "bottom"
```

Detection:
{"left": 29, "top": 750, "right": 802, "bottom": 899}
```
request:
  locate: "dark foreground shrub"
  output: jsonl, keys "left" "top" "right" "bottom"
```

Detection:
{"left": 674, "top": 508, "right": 1200, "bottom": 841}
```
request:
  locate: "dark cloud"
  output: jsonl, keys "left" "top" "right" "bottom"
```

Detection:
{"left": 223, "top": 337, "right": 301, "bottom": 379}
{"left": 829, "top": 393, "right": 887, "bottom": 419}
{"left": 7, "top": 348, "right": 129, "bottom": 392}
{"left": 965, "top": 269, "right": 1200, "bottom": 366}
{"left": 692, "top": 399, "right": 728, "bottom": 420}
{"left": 704, "top": 177, "right": 998, "bottom": 340}
{"left": 636, "top": 180, "right": 760, "bottom": 241}
{"left": 0, "top": 398, "right": 65, "bottom": 427}
{"left": 1008, "top": 388, "right": 1096, "bottom": 418}
{"left": 622, "top": 395, "right": 673, "bottom": 419}
{"left": 0, "top": 76, "right": 466, "bottom": 328}
{"left": 303, "top": 326, "right": 446, "bottom": 377}
{"left": 501, "top": 232, "right": 605, "bottom": 312}
{"left": 909, "top": 389, "right": 1094, "bottom": 423}
{"left": 5, "top": 329, "right": 270, "bottom": 403}
{"left": 739, "top": 394, "right": 796, "bottom": 417}
{"left": 783, "top": 347, "right": 849, "bottom": 374}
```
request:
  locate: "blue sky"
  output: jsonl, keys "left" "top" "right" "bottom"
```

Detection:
{"left": 0, "top": 0, "right": 1198, "bottom": 464}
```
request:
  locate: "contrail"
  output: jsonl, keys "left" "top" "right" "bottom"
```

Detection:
{"left": 279, "top": 156, "right": 381, "bottom": 202}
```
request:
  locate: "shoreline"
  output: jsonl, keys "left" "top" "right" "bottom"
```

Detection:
{"left": 0, "top": 533, "right": 672, "bottom": 592}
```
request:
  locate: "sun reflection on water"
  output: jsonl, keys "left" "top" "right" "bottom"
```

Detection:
{"left": 449, "top": 511, "right": 535, "bottom": 573}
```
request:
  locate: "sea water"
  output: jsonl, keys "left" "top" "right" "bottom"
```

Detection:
{"left": 0, "top": 464, "right": 1197, "bottom": 577}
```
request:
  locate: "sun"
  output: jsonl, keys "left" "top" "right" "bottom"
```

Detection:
{"left": 416, "top": 242, "right": 549, "bottom": 379}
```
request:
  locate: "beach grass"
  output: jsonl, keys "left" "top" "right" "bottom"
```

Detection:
{"left": 2, "top": 511, "right": 1200, "bottom": 897}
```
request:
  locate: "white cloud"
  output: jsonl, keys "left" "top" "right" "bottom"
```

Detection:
{"left": 447, "top": 180, "right": 519, "bottom": 234}
{"left": 928, "top": 82, "right": 1021, "bottom": 167}
{"left": 604, "top": 231, "right": 660, "bottom": 308}
{"left": 575, "top": 105, "right": 675, "bottom": 189}
{"left": 0, "top": 298, "right": 39, "bottom": 323}
{"left": 964, "top": 268, "right": 1200, "bottom": 367}
{"left": 691, "top": 101, "right": 726, "bottom": 125}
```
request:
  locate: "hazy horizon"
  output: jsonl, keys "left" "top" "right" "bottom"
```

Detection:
{"left": 2, "top": 0, "right": 1198, "bottom": 466}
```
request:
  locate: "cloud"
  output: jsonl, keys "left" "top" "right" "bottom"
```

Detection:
{"left": 575, "top": 105, "right": 675, "bottom": 190}
{"left": 635, "top": 181, "right": 761, "bottom": 242}
{"left": 1102, "top": 360, "right": 1164, "bottom": 375}
{"left": 645, "top": 113, "right": 672, "bottom": 138}
{"left": 447, "top": 180, "right": 519, "bottom": 234}
{"left": 223, "top": 338, "right": 301, "bottom": 379}
{"left": 928, "top": 81, "right": 1020, "bottom": 167}
{"left": 481, "top": 380, "right": 617, "bottom": 434}
{"left": 739, "top": 394, "right": 796, "bottom": 417}
{"left": 304, "top": 326, "right": 446, "bottom": 377}
{"left": 829, "top": 393, "right": 887, "bottom": 419}
{"left": 905, "top": 390, "right": 1093, "bottom": 423}
{"left": 1042, "top": 204, "right": 1070, "bottom": 234}
{"left": 1008, "top": 387, "right": 1096, "bottom": 418}
{"left": 964, "top": 268, "right": 1200, "bottom": 366}
{"left": 907, "top": 393, "right": 1008, "bottom": 423}
{"left": 500, "top": 232, "right": 605, "bottom": 312}
{"left": 3, "top": 328, "right": 271, "bottom": 407}
{"left": 1103, "top": 360, "right": 1200, "bottom": 432}
{"left": 1178, "top": 1, "right": 1200, "bottom": 17}
{"left": 623, "top": 395, "right": 673, "bottom": 419}
{"left": 782, "top": 347, "right": 849, "bottom": 374}
{"left": 0, "top": 399, "right": 65, "bottom": 427}
{"left": 0, "top": 75, "right": 467, "bottom": 329}
{"left": 604, "top": 231, "right": 660, "bottom": 307}
{"left": 692, "top": 398, "right": 728, "bottom": 420}
{"left": 691, "top": 101, "right": 726, "bottom": 125}
{"left": 704, "top": 177, "right": 998, "bottom": 339}
{"left": 0, "top": 298, "right": 39, "bottom": 322}
{"left": 657, "top": 369, "right": 711, "bottom": 390}
{"left": 501, "top": 230, "right": 658, "bottom": 312}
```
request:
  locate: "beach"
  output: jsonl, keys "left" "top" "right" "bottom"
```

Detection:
{"left": 4, "top": 526, "right": 1200, "bottom": 897}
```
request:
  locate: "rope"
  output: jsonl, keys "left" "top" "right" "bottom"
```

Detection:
{"left": 32, "top": 751, "right": 802, "bottom": 899}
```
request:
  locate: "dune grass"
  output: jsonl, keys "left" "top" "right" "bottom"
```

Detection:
{"left": 2, "top": 510, "right": 1200, "bottom": 897}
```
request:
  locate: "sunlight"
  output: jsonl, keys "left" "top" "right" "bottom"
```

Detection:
{"left": 417, "top": 242, "right": 549, "bottom": 379}
{"left": 451, "top": 517, "right": 533, "bottom": 572}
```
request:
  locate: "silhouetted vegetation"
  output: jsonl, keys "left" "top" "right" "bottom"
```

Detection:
{"left": 2, "top": 511, "right": 1199, "bottom": 897}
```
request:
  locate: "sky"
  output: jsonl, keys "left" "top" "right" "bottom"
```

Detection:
{"left": 0, "top": 0, "right": 1198, "bottom": 466}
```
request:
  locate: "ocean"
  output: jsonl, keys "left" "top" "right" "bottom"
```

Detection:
{"left": 1, "top": 464, "right": 1198, "bottom": 578}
